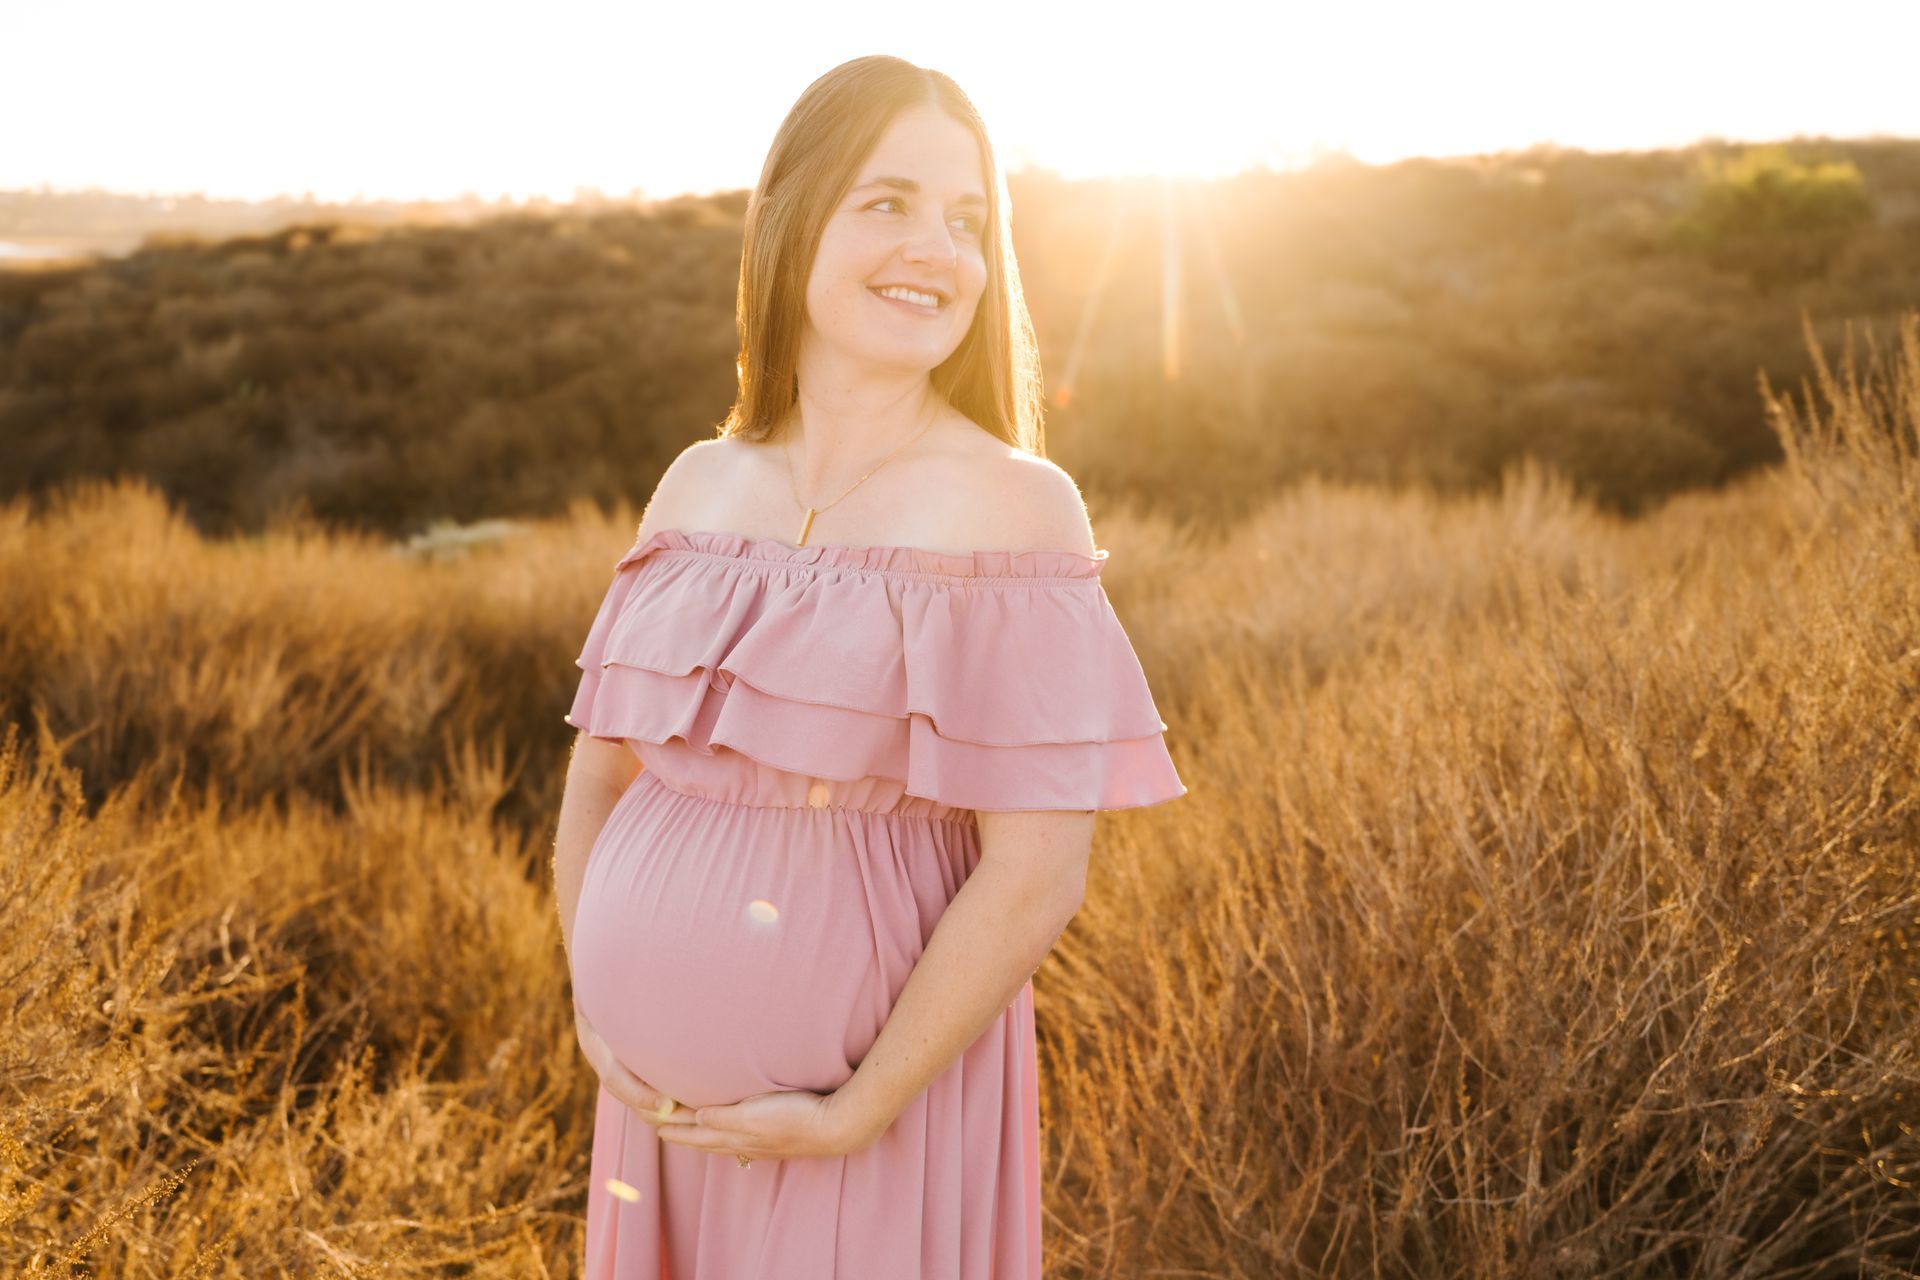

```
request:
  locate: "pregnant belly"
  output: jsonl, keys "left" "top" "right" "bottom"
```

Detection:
{"left": 569, "top": 774, "right": 907, "bottom": 1110}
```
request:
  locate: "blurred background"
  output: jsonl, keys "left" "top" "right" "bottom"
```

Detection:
{"left": 4, "top": 0, "right": 1917, "bottom": 532}
{"left": 6, "top": 3, "right": 1920, "bottom": 1277}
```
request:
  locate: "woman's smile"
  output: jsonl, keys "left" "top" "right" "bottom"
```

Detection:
{"left": 869, "top": 285, "right": 945, "bottom": 317}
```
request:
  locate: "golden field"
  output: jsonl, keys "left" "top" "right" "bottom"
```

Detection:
{"left": 3, "top": 313, "right": 1918, "bottom": 1277}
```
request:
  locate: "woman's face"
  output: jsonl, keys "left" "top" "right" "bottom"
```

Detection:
{"left": 803, "top": 105, "right": 991, "bottom": 377}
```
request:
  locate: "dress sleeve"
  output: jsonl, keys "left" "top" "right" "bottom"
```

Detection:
{"left": 563, "top": 553, "right": 645, "bottom": 743}
{"left": 558, "top": 530, "right": 1188, "bottom": 812}
{"left": 894, "top": 582, "right": 1188, "bottom": 813}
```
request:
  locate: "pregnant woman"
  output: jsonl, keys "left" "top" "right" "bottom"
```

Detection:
{"left": 551, "top": 55, "right": 1187, "bottom": 1278}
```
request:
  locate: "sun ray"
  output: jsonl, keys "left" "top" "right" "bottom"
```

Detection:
{"left": 1161, "top": 179, "right": 1183, "bottom": 383}
{"left": 1049, "top": 184, "right": 1133, "bottom": 409}
{"left": 1190, "top": 184, "right": 1246, "bottom": 349}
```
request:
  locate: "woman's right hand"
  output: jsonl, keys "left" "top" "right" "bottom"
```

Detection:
{"left": 575, "top": 1006, "right": 698, "bottom": 1129}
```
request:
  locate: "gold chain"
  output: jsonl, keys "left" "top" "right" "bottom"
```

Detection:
{"left": 781, "top": 399, "right": 940, "bottom": 546}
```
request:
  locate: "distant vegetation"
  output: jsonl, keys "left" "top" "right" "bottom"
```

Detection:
{"left": 1666, "top": 145, "right": 1877, "bottom": 293}
{"left": 0, "top": 184, "right": 565, "bottom": 260}
{"left": 2, "top": 139, "right": 1917, "bottom": 537}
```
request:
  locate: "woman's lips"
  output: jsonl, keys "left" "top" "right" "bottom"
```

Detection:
{"left": 870, "top": 287, "right": 943, "bottom": 316}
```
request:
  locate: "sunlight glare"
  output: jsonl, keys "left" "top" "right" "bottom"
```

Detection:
{"left": 0, "top": 2, "right": 1911, "bottom": 202}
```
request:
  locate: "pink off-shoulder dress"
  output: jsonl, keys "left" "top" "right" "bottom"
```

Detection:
{"left": 563, "top": 527, "right": 1186, "bottom": 1280}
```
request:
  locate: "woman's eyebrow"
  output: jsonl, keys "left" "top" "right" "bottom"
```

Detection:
{"left": 854, "top": 176, "right": 987, "bottom": 208}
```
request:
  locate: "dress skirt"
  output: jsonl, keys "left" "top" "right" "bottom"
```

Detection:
{"left": 572, "top": 766, "right": 1042, "bottom": 1279}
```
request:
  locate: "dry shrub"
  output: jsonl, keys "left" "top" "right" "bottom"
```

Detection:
{"left": 1039, "top": 313, "right": 1920, "bottom": 1277}
{"left": 1, "top": 724, "right": 586, "bottom": 1276}
{"left": 0, "top": 483, "right": 645, "bottom": 828}
{"left": 3, "top": 312, "right": 1918, "bottom": 1276}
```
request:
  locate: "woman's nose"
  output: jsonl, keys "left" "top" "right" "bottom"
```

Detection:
{"left": 900, "top": 223, "right": 958, "bottom": 268}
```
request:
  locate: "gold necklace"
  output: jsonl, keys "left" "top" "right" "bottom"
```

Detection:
{"left": 781, "top": 400, "right": 940, "bottom": 547}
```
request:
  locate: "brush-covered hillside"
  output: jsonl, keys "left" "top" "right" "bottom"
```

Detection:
{"left": 2, "top": 139, "right": 1917, "bottom": 541}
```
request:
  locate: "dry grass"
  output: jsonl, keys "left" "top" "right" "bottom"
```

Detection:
{"left": 4, "top": 312, "right": 1919, "bottom": 1276}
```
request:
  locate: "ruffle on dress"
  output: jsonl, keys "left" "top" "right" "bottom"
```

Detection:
{"left": 564, "top": 528, "right": 1187, "bottom": 812}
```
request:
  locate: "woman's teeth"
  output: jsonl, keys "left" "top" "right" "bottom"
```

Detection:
{"left": 872, "top": 286, "right": 942, "bottom": 309}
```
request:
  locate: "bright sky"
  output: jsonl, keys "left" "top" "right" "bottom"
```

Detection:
{"left": 3, "top": 0, "right": 1914, "bottom": 204}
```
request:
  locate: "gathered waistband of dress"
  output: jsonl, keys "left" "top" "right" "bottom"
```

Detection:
{"left": 628, "top": 765, "right": 979, "bottom": 828}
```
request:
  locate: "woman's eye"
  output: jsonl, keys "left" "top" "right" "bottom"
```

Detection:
{"left": 869, "top": 198, "right": 980, "bottom": 235}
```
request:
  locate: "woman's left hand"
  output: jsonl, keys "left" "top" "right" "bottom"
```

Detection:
{"left": 654, "top": 1088, "right": 875, "bottom": 1162}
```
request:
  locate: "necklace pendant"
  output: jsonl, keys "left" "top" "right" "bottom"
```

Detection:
{"left": 796, "top": 507, "right": 816, "bottom": 547}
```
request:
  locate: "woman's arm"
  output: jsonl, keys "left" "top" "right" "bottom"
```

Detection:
{"left": 553, "top": 734, "right": 644, "bottom": 963}
{"left": 823, "top": 460, "right": 1107, "bottom": 1145}
{"left": 827, "top": 809, "right": 1096, "bottom": 1149}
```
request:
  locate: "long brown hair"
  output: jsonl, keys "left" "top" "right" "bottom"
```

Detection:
{"left": 717, "top": 55, "right": 1047, "bottom": 456}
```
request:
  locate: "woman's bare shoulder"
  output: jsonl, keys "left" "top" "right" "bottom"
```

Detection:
{"left": 635, "top": 438, "right": 733, "bottom": 540}
{"left": 938, "top": 429, "right": 1096, "bottom": 557}
{"left": 992, "top": 453, "right": 1097, "bottom": 557}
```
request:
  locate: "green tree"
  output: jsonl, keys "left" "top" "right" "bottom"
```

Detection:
{"left": 1668, "top": 145, "right": 1873, "bottom": 293}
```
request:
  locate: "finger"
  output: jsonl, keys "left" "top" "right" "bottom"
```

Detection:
{"left": 656, "top": 1126, "right": 745, "bottom": 1155}
{"left": 577, "top": 1025, "right": 684, "bottom": 1119}
{"left": 630, "top": 1090, "right": 702, "bottom": 1126}
{"left": 604, "top": 1069, "right": 685, "bottom": 1122}
{"left": 585, "top": 1044, "right": 676, "bottom": 1118}
{"left": 600, "top": 1064, "right": 697, "bottom": 1126}
{"left": 594, "top": 1068, "right": 657, "bottom": 1118}
{"left": 597, "top": 1078, "right": 698, "bottom": 1127}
